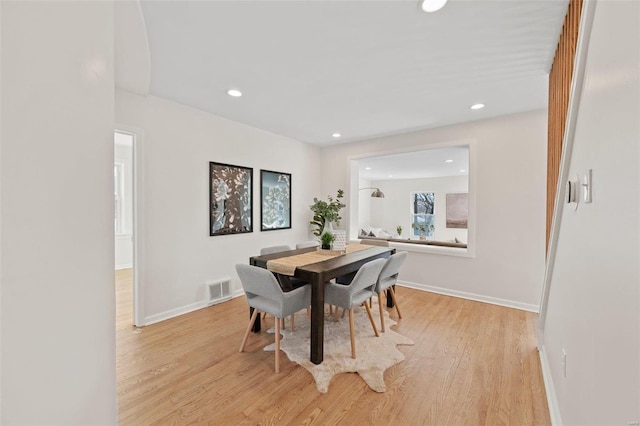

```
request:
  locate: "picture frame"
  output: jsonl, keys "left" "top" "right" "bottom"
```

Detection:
{"left": 209, "top": 162, "right": 253, "bottom": 236}
{"left": 446, "top": 193, "right": 469, "bottom": 229}
{"left": 260, "top": 169, "right": 292, "bottom": 231}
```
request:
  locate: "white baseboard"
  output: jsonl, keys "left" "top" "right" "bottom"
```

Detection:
{"left": 397, "top": 280, "right": 540, "bottom": 313}
{"left": 144, "top": 301, "right": 209, "bottom": 326}
{"left": 538, "top": 345, "right": 563, "bottom": 426}
{"left": 144, "top": 289, "right": 246, "bottom": 326}
{"left": 115, "top": 263, "right": 133, "bottom": 270}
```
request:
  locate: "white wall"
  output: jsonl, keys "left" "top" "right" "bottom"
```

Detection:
{"left": 541, "top": 1, "right": 640, "bottom": 424}
{"left": 358, "top": 178, "right": 372, "bottom": 229}
{"left": 115, "top": 89, "right": 321, "bottom": 324}
{"left": 1, "top": 2, "right": 117, "bottom": 424}
{"left": 369, "top": 175, "right": 468, "bottom": 242}
{"left": 321, "top": 110, "right": 547, "bottom": 310}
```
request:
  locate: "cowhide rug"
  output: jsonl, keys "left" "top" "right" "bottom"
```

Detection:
{"left": 264, "top": 299, "right": 414, "bottom": 393}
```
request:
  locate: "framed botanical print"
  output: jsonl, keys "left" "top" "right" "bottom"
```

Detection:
{"left": 260, "top": 169, "right": 291, "bottom": 231}
{"left": 209, "top": 162, "right": 253, "bottom": 236}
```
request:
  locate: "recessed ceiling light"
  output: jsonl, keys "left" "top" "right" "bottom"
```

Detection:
{"left": 332, "top": 133, "right": 341, "bottom": 138}
{"left": 365, "top": 167, "right": 372, "bottom": 170}
{"left": 227, "top": 89, "right": 242, "bottom": 97}
{"left": 445, "top": 159, "right": 453, "bottom": 163}
{"left": 420, "top": 0, "right": 448, "bottom": 13}
{"left": 470, "top": 103, "right": 485, "bottom": 110}
{"left": 388, "top": 175, "right": 393, "bottom": 178}
{"left": 459, "top": 169, "right": 466, "bottom": 173}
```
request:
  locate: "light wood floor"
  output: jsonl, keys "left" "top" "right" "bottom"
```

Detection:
{"left": 115, "top": 269, "right": 550, "bottom": 425}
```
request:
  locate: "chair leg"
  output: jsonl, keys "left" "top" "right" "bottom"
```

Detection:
{"left": 348, "top": 308, "right": 356, "bottom": 359}
{"left": 378, "top": 292, "right": 385, "bottom": 332}
{"left": 363, "top": 301, "right": 379, "bottom": 337}
{"left": 333, "top": 307, "right": 340, "bottom": 322}
{"left": 239, "top": 309, "right": 259, "bottom": 352}
{"left": 341, "top": 308, "right": 346, "bottom": 319}
{"left": 275, "top": 316, "right": 281, "bottom": 373}
{"left": 388, "top": 286, "right": 402, "bottom": 319}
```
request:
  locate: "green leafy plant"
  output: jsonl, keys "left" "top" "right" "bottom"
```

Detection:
{"left": 396, "top": 225, "right": 403, "bottom": 236}
{"left": 320, "top": 231, "right": 335, "bottom": 249}
{"left": 412, "top": 223, "right": 426, "bottom": 233}
{"left": 309, "top": 189, "right": 346, "bottom": 237}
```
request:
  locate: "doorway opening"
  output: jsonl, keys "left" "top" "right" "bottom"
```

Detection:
{"left": 114, "top": 130, "right": 140, "bottom": 328}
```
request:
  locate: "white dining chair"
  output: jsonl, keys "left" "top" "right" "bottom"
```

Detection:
{"left": 236, "top": 264, "right": 311, "bottom": 373}
{"left": 374, "top": 251, "right": 407, "bottom": 332}
{"left": 295, "top": 240, "right": 320, "bottom": 249}
{"left": 323, "top": 258, "right": 385, "bottom": 359}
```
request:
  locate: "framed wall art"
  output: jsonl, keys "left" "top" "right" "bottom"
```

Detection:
{"left": 209, "top": 162, "right": 253, "bottom": 236}
{"left": 260, "top": 169, "right": 291, "bottom": 231}
{"left": 446, "top": 193, "right": 469, "bottom": 229}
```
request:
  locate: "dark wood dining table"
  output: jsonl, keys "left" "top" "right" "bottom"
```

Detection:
{"left": 249, "top": 245, "right": 394, "bottom": 364}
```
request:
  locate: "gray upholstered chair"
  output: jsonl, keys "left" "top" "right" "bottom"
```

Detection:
{"left": 260, "top": 244, "right": 307, "bottom": 294}
{"left": 295, "top": 240, "right": 320, "bottom": 249}
{"left": 375, "top": 251, "right": 408, "bottom": 332}
{"left": 324, "top": 258, "right": 385, "bottom": 359}
{"left": 236, "top": 264, "right": 311, "bottom": 373}
{"left": 260, "top": 245, "right": 292, "bottom": 255}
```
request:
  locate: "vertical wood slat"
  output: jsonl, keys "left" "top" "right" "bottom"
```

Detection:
{"left": 547, "top": 0, "right": 584, "bottom": 252}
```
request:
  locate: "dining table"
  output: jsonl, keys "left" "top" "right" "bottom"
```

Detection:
{"left": 249, "top": 243, "right": 394, "bottom": 364}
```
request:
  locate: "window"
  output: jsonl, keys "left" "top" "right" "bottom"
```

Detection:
{"left": 411, "top": 192, "right": 435, "bottom": 237}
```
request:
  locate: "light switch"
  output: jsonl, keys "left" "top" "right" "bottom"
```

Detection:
{"left": 582, "top": 169, "right": 592, "bottom": 203}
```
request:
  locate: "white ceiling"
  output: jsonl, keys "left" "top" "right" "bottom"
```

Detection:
{"left": 124, "top": 0, "right": 568, "bottom": 146}
{"left": 358, "top": 146, "right": 469, "bottom": 181}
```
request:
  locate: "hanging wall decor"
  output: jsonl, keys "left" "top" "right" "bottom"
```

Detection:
{"left": 209, "top": 162, "right": 253, "bottom": 236}
{"left": 446, "top": 193, "right": 468, "bottom": 229}
{"left": 260, "top": 169, "right": 291, "bottom": 231}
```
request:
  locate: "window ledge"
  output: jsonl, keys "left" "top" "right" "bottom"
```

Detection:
{"left": 356, "top": 236, "right": 474, "bottom": 258}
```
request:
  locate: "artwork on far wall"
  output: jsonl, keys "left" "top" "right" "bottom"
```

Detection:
{"left": 209, "top": 162, "right": 253, "bottom": 236}
{"left": 446, "top": 193, "right": 468, "bottom": 229}
{"left": 260, "top": 169, "right": 291, "bottom": 231}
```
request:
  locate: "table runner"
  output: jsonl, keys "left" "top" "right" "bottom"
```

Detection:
{"left": 267, "top": 244, "right": 375, "bottom": 276}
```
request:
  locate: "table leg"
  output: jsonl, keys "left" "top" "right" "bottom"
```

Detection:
{"left": 250, "top": 307, "right": 261, "bottom": 332}
{"left": 386, "top": 285, "right": 395, "bottom": 308}
{"left": 310, "top": 275, "right": 325, "bottom": 364}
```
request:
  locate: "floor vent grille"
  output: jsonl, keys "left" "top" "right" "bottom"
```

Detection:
{"left": 208, "top": 278, "right": 231, "bottom": 306}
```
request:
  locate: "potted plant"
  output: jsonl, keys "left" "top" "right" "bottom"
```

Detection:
{"left": 396, "top": 225, "right": 403, "bottom": 238}
{"left": 309, "top": 189, "right": 346, "bottom": 236}
{"left": 412, "top": 223, "right": 427, "bottom": 240}
{"left": 320, "top": 231, "right": 335, "bottom": 250}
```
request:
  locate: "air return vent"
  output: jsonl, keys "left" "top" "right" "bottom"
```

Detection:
{"left": 207, "top": 278, "right": 231, "bottom": 306}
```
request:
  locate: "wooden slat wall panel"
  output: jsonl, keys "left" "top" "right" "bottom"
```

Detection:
{"left": 547, "top": 0, "right": 583, "bottom": 251}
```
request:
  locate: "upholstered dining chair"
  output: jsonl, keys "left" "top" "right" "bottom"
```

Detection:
{"left": 258, "top": 244, "right": 303, "bottom": 326}
{"left": 260, "top": 245, "right": 292, "bottom": 255}
{"left": 374, "top": 251, "right": 408, "bottom": 332}
{"left": 295, "top": 240, "right": 320, "bottom": 249}
{"left": 236, "top": 264, "right": 311, "bottom": 373}
{"left": 324, "top": 258, "right": 385, "bottom": 359}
